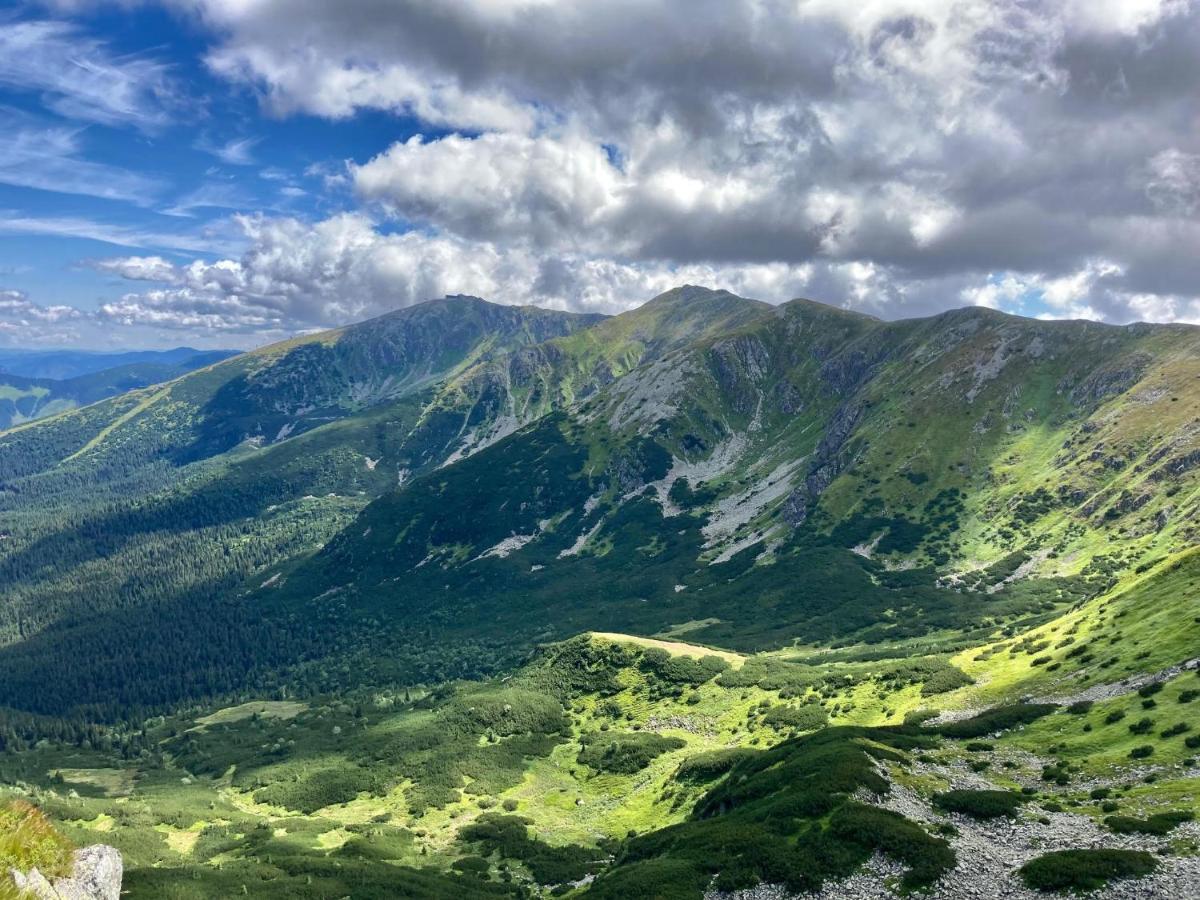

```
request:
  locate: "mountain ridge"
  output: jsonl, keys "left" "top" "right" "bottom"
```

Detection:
{"left": 1, "top": 286, "right": 1198, "bottom": 899}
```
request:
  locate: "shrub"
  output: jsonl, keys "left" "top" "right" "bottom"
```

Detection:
{"left": 903, "top": 709, "right": 938, "bottom": 726}
{"left": 1104, "top": 709, "right": 1127, "bottom": 725}
{"left": 674, "top": 749, "right": 753, "bottom": 784}
{"left": 1178, "top": 690, "right": 1199, "bottom": 704}
{"left": 639, "top": 648, "right": 730, "bottom": 687}
{"left": 452, "top": 856, "right": 490, "bottom": 876}
{"left": 1160, "top": 722, "right": 1190, "bottom": 738}
{"left": 762, "top": 704, "right": 828, "bottom": 732}
{"left": 459, "top": 814, "right": 601, "bottom": 884}
{"left": 1185, "top": 735, "right": 1200, "bottom": 749}
{"left": 578, "top": 732, "right": 685, "bottom": 775}
{"left": 932, "top": 790, "right": 1025, "bottom": 819}
{"left": 1128, "top": 745, "right": 1154, "bottom": 759}
{"left": 1105, "top": 811, "right": 1193, "bottom": 836}
{"left": 920, "top": 666, "right": 974, "bottom": 696}
{"left": 253, "top": 766, "right": 379, "bottom": 813}
{"left": 1127, "top": 717, "right": 1154, "bottom": 735}
{"left": 933, "top": 704, "right": 1055, "bottom": 739}
{"left": 829, "top": 803, "right": 955, "bottom": 889}
{"left": 965, "top": 742, "right": 994, "bottom": 752}
{"left": 1019, "top": 849, "right": 1157, "bottom": 892}
{"left": 1067, "top": 700, "right": 1094, "bottom": 715}
{"left": 1137, "top": 682, "right": 1163, "bottom": 698}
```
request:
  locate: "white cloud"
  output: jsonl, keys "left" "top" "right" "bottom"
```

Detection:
{"left": 1145, "top": 149, "right": 1200, "bottom": 216}
{"left": 0, "top": 114, "right": 165, "bottom": 204}
{"left": 91, "top": 255, "right": 179, "bottom": 282}
{"left": 0, "top": 288, "right": 82, "bottom": 323}
{"left": 0, "top": 211, "right": 240, "bottom": 254}
{"left": 353, "top": 132, "right": 624, "bottom": 248}
{"left": 162, "top": 0, "right": 1199, "bottom": 324}
{"left": 0, "top": 288, "right": 87, "bottom": 347}
{"left": 90, "top": 212, "right": 825, "bottom": 333}
{"left": 0, "top": 18, "right": 178, "bottom": 129}
{"left": 9, "top": 0, "right": 1196, "bottom": 343}
{"left": 197, "top": 135, "right": 261, "bottom": 165}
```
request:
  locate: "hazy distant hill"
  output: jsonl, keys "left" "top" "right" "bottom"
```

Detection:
{"left": 0, "top": 347, "right": 238, "bottom": 381}
{"left": 0, "top": 347, "right": 238, "bottom": 429}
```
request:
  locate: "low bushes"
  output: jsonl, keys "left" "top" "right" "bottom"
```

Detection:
{"left": 762, "top": 704, "right": 828, "bottom": 732}
{"left": 932, "top": 789, "right": 1025, "bottom": 819}
{"left": 590, "top": 728, "right": 946, "bottom": 898}
{"left": 639, "top": 648, "right": 729, "bottom": 687}
{"left": 932, "top": 704, "right": 1056, "bottom": 739}
{"left": 919, "top": 666, "right": 974, "bottom": 696}
{"left": 458, "top": 813, "right": 602, "bottom": 884}
{"left": 1104, "top": 810, "right": 1193, "bottom": 836}
{"left": 674, "top": 748, "right": 753, "bottom": 784}
{"left": 1018, "top": 849, "right": 1157, "bottom": 892}
{"left": 578, "top": 732, "right": 686, "bottom": 775}
{"left": 829, "top": 803, "right": 955, "bottom": 889}
{"left": 253, "top": 766, "right": 380, "bottom": 813}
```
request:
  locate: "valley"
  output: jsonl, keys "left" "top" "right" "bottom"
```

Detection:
{"left": 0, "top": 289, "right": 1198, "bottom": 898}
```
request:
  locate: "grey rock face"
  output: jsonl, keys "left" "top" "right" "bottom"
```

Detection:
{"left": 10, "top": 845, "right": 121, "bottom": 900}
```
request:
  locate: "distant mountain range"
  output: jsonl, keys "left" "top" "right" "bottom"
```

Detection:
{"left": 0, "top": 347, "right": 238, "bottom": 430}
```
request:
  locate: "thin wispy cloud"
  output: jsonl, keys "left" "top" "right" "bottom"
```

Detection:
{"left": 197, "top": 135, "right": 261, "bottom": 165}
{"left": 0, "top": 111, "right": 164, "bottom": 204}
{"left": 163, "top": 182, "right": 253, "bottom": 218}
{"left": 0, "top": 18, "right": 178, "bottom": 130}
{"left": 0, "top": 211, "right": 239, "bottom": 254}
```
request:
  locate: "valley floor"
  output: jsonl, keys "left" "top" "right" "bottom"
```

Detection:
{"left": 1, "top": 619, "right": 1197, "bottom": 898}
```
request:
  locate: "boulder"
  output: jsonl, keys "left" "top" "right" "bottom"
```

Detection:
{"left": 10, "top": 845, "right": 121, "bottom": 900}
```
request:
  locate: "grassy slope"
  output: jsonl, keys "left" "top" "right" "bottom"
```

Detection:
{"left": 3, "top": 591, "right": 1193, "bottom": 898}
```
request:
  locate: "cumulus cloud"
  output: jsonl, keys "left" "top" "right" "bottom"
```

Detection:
{"left": 0, "top": 288, "right": 87, "bottom": 345}
{"left": 90, "top": 255, "right": 179, "bottom": 282}
{"left": 11, "top": 0, "right": 1197, "bottom": 345}
{"left": 90, "top": 213, "right": 829, "bottom": 334}
{"left": 149, "top": 0, "right": 1200, "bottom": 326}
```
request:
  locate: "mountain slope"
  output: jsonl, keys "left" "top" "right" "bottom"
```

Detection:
{"left": 3, "top": 291, "right": 1196, "bottom": 720}
{"left": 240, "top": 301, "right": 1200, "bottom": 684}
{"left": 0, "top": 290, "right": 776, "bottom": 715}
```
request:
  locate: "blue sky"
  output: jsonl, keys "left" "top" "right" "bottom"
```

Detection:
{"left": 0, "top": 1, "right": 1197, "bottom": 349}
{"left": 0, "top": 3, "right": 434, "bottom": 347}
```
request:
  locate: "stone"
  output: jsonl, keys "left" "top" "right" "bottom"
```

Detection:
{"left": 11, "top": 845, "right": 122, "bottom": 900}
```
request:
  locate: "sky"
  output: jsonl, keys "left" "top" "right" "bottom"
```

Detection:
{"left": 0, "top": 1, "right": 1197, "bottom": 350}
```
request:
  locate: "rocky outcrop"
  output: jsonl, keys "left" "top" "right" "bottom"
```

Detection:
{"left": 11, "top": 845, "right": 121, "bottom": 900}
{"left": 1150, "top": 448, "right": 1200, "bottom": 480}
{"left": 1064, "top": 353, "right": 1151, "bottom": 407}
{"left": 782, "top": 401, "right": 865, "bottom": 526}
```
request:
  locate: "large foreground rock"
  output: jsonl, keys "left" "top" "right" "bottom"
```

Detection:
{"left": 11, "top": 844, "right": 122, "bottom": 900}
